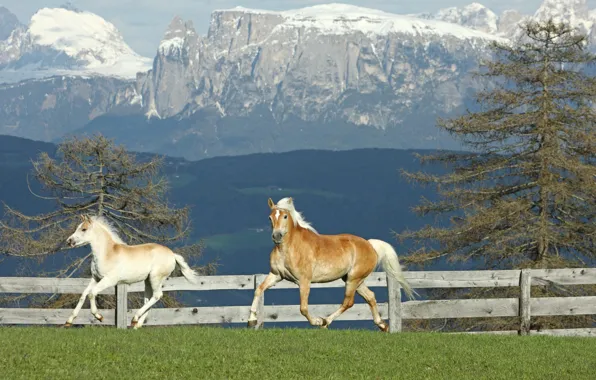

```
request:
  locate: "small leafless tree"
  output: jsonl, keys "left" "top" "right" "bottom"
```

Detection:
{"left": 0, "top": 134, "right": 212, "bottom": 309}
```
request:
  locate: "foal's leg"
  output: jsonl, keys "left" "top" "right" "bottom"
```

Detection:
{"left": 64, "top": 278, "right": 96, "bottom": 327}
{"left": 135, "top": 278, "right": 153, "bottom": 328}
{"left": 131, "top": 275, "right": 166, "bottom": 329}
{"left": 357, "top": 284, "right": 388, "bottom": 332}
{"left": 248, "top": 272, "right": 281, "bottom": 328}
{"left": 88, "top": 276, "right": 119, "bottom": 322}
{"left": 299, "top": 281, "right": 325, "bottom": 327}
{"left": 321, "top": 279, "right": 362, "bottom": 328}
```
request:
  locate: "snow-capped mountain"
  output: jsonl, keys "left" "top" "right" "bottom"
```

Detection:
{"left": 416, "top": 0, "right": 596, "bottom": 43}
{"left": 0, "top": 6, "right": 151, "bottom": 82}
{"left": 140, "top": 4, "right": 502, "bottom": 124}
{"left": 414, "top": 3, "right": 499, "bottom": 34}
{"left": 0, "top": 1, "right": 595, "bottom": 160}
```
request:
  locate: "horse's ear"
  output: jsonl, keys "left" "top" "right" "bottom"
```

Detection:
{"left": 268, "top": 198, "right": 274, "bottom": 209}
{"left": 288, "top": 197, "right": 293, "bottom": 204}
{"left": 79, "top": 214, "right": 85, "bottom": 222}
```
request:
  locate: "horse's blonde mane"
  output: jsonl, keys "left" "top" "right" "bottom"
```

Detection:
{"left": 276, "top": 197, "right": 318, "bottom": 234}
{"left": 90, "top": 215, "right": 126, "bottom": 245}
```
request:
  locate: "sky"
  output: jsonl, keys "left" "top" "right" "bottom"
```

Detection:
{"left": 3, "top": 0, "right": 596, "bottom": 57}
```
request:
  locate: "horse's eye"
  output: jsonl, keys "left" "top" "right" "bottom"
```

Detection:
{"left": 82, "top": 228, "right": 87, "bottom": 232}
{"left": 284, "top": 215, "right": 288, "bottom": 219}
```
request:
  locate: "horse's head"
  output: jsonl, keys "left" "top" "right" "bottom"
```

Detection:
{"left": 268, "top": 197, "right": 294, "bottom": 245}
{"left": 66, "top": 214, "right": 94, "bottom": 248}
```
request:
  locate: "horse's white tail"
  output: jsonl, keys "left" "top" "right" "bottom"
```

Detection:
{"left": 368, "top": 239, "right": 417, "bottom": 300}
{"left": 174, "top": 254, "right": 200, "bottom": 284}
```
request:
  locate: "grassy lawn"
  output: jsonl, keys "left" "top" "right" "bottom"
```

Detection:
{"left": 1, "top": 327, "right": 594, "bottom": 379}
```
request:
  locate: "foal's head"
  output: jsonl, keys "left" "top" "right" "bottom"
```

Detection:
{"left": 267, "top": 197, "right": 294, "bottom": 245}
{"left": 66, "top": 214, "right": 96, "bottom": 248}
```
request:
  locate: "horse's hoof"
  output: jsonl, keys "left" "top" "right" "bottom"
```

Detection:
{"left": 247, "top": 320, "right": 258, "bottom": 328}
{"left": 379, "top": 322, "right": 389, "bottom": 333}
{"left": 321, "top": 319, "right": 329, "bottom": 329}
{"left": 97, "top": 315, "right": 103, "bottom": 322}
{"left": 131, "top": 319, "right": 138, "bottom": 327}
{"left": 62, "top": 322, "right": 72, "bottom": 328}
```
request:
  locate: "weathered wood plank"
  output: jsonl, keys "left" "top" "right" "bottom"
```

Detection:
{"left": 139, "top": 306, "right": 251, "bottom": 325}
{"left": 0, "top": 277, "right": 114, "bottom": 295}
{"left": 137, "top": 303, "right": 389, "bottom": 325}
{"left": 530, "top": 268, "right": 596, "bottom": 286}
{"left": 403, "top": 298, "right": 519, "bottom": 319}
{"left": 266, "top": 273, "right": 387, "bottom": 289}
{"left": 260, "top": 303, "right": 388, "bottom": 323}
{"left": 451, "top": 330, "right": 519, "bottom": 335}
{"left": 531, "top": 296, "right": 596, "bottom": 316}
{"left": 0, "top": 308, "right": 114, "bottom": 325}
{"left": 519, "top": 269, "right": 531, "bottom": 335}
{"left": 127, "top": 275, "right": 255, "bottom": 292}
{"left": 4, "top": 267, "right": 596, "bottom": 294}
{"left": 530, "top": 328, "right": 596, "bottom": 337}
{"left": 387, "top": 273, "right": 402, "bottom": 333}
{"left": 403, "top": 270, "right": 521, "bottom": 288}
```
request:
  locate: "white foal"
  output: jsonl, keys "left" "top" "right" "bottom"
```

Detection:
{"left": 64, "top": 214, "right": 199, "bottom": 329}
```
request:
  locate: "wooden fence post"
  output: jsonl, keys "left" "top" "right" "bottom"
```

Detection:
{"left": 254, "top": 274, "right": 265, "bottom": 330}
{"left": 115, "top": 283, "right": 128, "bottom": 329}
{"left": 519, "top": 269, "right": 531, "bottom": 336}
{"left": 387, "top": 274, "right": 402, "bottom": 333}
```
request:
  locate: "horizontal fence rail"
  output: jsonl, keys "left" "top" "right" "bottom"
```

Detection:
{"left": 0, "top": 268, "right": 595, "bottom": 336}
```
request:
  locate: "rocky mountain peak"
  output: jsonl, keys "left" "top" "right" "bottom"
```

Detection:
{"left": 158, "top": 16, "right": 199, "bottom": 57}
{"left": 0, "top": 6, "right": 21, "bottom": 40}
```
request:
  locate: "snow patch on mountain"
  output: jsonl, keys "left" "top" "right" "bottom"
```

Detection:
{"left": 0, "top": 7, "right": 151, "bottom": 83}
{"left": 215, "top": 4, "right": 502, "bottom": 41}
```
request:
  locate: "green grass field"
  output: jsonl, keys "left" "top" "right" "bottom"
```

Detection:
{"left": 1, "top": 327, "right": 594, "bottom": 380}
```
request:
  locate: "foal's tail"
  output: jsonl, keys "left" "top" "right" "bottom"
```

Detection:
{"left": 368, "top": 239, "right": 417, "bottom": 300}
{"left": 174, "top": 254, "right": 200, "bottom": 284}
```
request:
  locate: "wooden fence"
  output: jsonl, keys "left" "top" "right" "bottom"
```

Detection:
{"left": 0, "top": 268, "right": 595, "bottom": 336}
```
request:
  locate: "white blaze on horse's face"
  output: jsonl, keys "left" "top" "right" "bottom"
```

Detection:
{"left": 66, "top": 218, "right": 93, "bottom": 248}
{"left": 268, "top": 207, "right": 291, "bottom": 245}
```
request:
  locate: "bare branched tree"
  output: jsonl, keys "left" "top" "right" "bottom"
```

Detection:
{"left": 398, "top": 19, "right": 596, "bottom": 269}
{"left": 0, "top": 134, "right": 210, "bottom": 308}
{"left": 397, "top": 19, "right": 596, "bottom": 332}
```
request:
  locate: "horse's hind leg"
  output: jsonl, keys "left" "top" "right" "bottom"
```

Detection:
{"left": 357, "top": 284, "right": 388, "bottom": 332}
{"left": 299, "top": 281, "right": 326, "bottom": 327}
{"left": 321, "top": 279, "right": 361, "bottom": 328}
{"left": 135, "top": 278, "right": 153, "bottom": 329}
{"left": 131, "top": 274, "right": 165, "bottom": 329}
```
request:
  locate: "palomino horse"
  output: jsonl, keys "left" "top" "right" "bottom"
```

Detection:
{"left": 247, "top": 197, "right": 416, "bottom": 331}
{"left": 64, "top": 214, "right": 199, "bottom": 329}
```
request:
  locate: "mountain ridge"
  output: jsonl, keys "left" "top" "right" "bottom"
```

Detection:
{"left": 0, "top": 1, "right": 593, "bottom": 160}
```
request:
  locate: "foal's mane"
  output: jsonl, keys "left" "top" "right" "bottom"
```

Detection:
{"left": 276, "top": 197, "right": 318, "bottom": 234}
{"left": 90, "top": 215, "right": 126, "bottom": 245}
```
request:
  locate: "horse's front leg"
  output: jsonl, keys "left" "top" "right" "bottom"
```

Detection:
{"left": 248, "top": 272, "right": 281, "bottom": 328}
{"left": 88, "top": 275, "right": 119, "bottom": 322}
{"left": 64, "top": 278, "right": 96, "bottom": 327}
{"left": 299, "top": 280, "right": 326, "bottom": 327}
